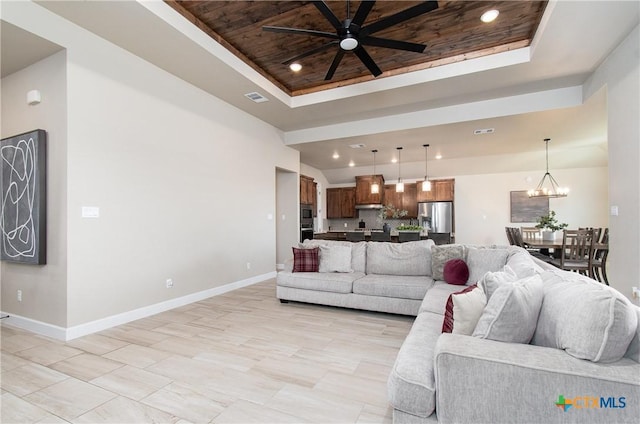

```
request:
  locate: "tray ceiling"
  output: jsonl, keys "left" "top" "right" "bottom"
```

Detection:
{"left": 168, "top": 1, "right": 547, "bottom": 96}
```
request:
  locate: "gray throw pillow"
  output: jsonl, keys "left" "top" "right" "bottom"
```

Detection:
{"left": 473, "top": 274, "right": 544, "bottom": 344}
{"left": 478, "top": 266, "right": 518, "bottom": 300}
{"left": 431, "top": 245, "right": 465, "bottom": 280}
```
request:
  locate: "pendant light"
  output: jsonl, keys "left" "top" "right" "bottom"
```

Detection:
{"left": 527, "top": 138, "right": 569, "bottom": 198}
{"left": 422, "top": 144, "right": 431, "bottom": 192}
{"left": 396, "top": 147, "right": 404, "bottom": 192}
{"left": 371, "top": 149, "right": 379, "bottom": 194}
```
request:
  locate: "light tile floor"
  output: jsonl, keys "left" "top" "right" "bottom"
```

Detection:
{"left": 1, "top": 280, "right": 414, "bottom": 423}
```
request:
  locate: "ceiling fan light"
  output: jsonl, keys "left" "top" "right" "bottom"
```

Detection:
{"left": 340, "top": 37, "right": 358, "bottom": 51}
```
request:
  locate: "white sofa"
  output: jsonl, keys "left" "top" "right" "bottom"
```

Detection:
{"left": 276, "top": 240, "right": 640, "bottom": 423}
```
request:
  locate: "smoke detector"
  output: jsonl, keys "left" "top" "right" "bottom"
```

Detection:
{"left": 349, "top": 143, "right": 366, "bottom": 149}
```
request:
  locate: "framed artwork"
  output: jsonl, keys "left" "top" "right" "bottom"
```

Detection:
{"left": 510, "top": 190, "right": 548, "bottom": 223}
{"left": 1, "top": 129, "right": 47, "bottom": 264}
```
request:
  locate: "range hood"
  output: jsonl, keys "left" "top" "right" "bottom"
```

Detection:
{"left": 355, "top": 204, "right": 383, "bottom": 210}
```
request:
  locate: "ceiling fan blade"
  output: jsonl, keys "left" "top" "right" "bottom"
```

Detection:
{"left": 351, "top": 0, "right": 375, "bottom": 27}
{"left": 361, "top": 36, "right": 426, "bottom": 53}
{"left": 312, "top": 1, "right": 343, "bottom": 30}
{"left": 262, "top": 26, "right": 338, "bottom": 40}
{"left": 354, "top": 47, "right": 382, "bottom": 77}
{"left": 282, "top": 41, "right": 338, "bottom": 65}
{"left": 361, "top": 1, "right": 438, "bottom": 36}
{"left": 325, "top": 50, "right": 346, "bottom": 80}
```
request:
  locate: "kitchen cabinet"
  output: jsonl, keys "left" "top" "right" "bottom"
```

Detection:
{"left": 300, "top": 174, "right": 315, "bottom": 205}
{"left": 417, "top": 178, "right": 455, "bottom": 202}
{"left": 327, "top": 187, "right": 356, "bottom": 219}
{"left": 355, "top": 175, "right": 385, "bottom": 205}
{"left": 312, "top": 182, "right": 317, "bottom": 217}
{"left": 383, "top": 183, "right": 418, "bottom": 218}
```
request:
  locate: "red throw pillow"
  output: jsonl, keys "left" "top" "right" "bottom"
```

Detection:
{"left": 292, "top": 247, "right": 319, "bottom": 272}
{"left": 443, "top": 258, "right": 469, "bottom": 285}
{"left": 442, "top": 284, "right": 478, "bottom": 333}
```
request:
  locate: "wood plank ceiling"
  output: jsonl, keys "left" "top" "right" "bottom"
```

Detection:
{"left": 167, "top": 1, "right": 547, "bottom": 96}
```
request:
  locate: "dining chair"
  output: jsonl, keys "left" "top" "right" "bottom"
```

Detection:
{"left": 550, "top": 229, "right": 595, "bottom": 277}
{"left": 398, "top": 232, "right": 421, "bottom": 243}
{"left": 591, "top": 228, "right": 609, "bottom": 285}
{"left": 370, "top": 232, "right": 391, "bottom": 242}
{"left": 505, "top": 227, "right": 517, "bottom": 245}
{"left": 521, "top": 227, "right": 541, "bottom": 243}
{"left": 346, "top": 231, "right": 365, "bottom": 242}
{"left": 507, "top": 226, "right": 553, "bottom": 263}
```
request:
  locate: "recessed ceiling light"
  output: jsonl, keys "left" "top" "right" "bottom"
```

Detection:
{"left": 289, "top": 63, "right": 302, "bottom": 72}
{"left": 391, "top": 158, "right": 398, "bottom": 164}
{"left": 348, "top": 160, "right": 355, "bottom": 167}
{"left": 435, "top": 154, "right": 443, "bottom": 160}
{"left": 481, "top": 9, "right": 499, "bottom": 23}
{"left": 332, "top": 152, "right": 340, "bottom": 159}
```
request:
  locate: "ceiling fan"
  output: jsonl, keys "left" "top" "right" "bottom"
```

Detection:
{"left": 262, "top": 1, "right": 439, "bottom": 80}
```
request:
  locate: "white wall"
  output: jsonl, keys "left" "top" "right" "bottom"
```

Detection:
{"left": 276, "top": 169, "right": 298, "bottom": 267}
{"left": 584, "top": 24, "right": 639, "bottom": 302}
{"left": 455, "top": 167, "right": 609, "bottom": 246}
{"left": 1, "top": 51, "right": 68, "bottom": 327}
{"left": 2, "top": 1, "right": 299, "bottom": 330}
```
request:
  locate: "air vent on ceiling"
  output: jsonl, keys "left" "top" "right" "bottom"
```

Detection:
{"left": 349, "top": 143, "right": 366, "bottom": 149}
{"left": 244, "top": 92, "right": 269, "bottom": 103}
{"left": 474, "top": 128, "right": 495, "bottom": 135}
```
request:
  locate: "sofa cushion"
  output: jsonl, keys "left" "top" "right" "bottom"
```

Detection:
{"left": 443, "top": 259, "right": 469, "bottom": 285}
{"left": 442, "top": 284, "right": 487, "bottom": 335}
{"left": 466, "top": 247, "right": 509, "bottom": 284}
{"left": 419, "top": 282, "right": 466, "bottom": 315}
{"left": 303, "top": 239, "right": 366, "bottom": 273}
{"left": 318, "top": 244, "right": 353, "bottom": 273}
{"left": 366, "top": 240, "right": 434, "bottom": 276}
{"left": 431, "top": 244, "right": 465, "bottom": 280}
{"left": 353, "top": 274, "right": 434, "bottom": 300}
{"left": 388, "top": 312, "right": 442, "bottom": 418}
{"left": 277, "top": 271, "right": 364, "bottom": 294}
{"left": 473, "top": 274, "right": 544, "bottom": 344}
{"left": 292, "top": 247, "right": 319, "bottom": 272}
{"left": 506, "top": 248, "right": 544, "bottom": 278}
{"left": 531, "top": 271, "right": 638, "bottom": 363}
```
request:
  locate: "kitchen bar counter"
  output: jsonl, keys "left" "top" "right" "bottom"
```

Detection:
{"left": 314, "top": 231, "right": 429, "bottom": 242}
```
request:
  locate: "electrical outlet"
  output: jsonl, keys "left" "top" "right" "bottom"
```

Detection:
{"left": 632, "top": 287, "right": 640, "bottom": 299}
{"left": 344, "top": 222, "right": 348, "bottom": 227}
{"left": 246, "top": 262, "right": 251, "bottom": 270}
{"left": 17, "top": 290, "right": 22, "bottom": 302}
{"left": 166, "top": 279, "right": 173, "bottom": 289}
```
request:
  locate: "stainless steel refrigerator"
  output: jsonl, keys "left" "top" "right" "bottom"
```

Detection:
{"left": 419, "top": 201, "right": 453, "bottom": 233}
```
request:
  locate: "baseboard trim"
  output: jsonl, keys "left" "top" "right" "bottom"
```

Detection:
{"left": 1, "top": 272, "right": 276, "bottom": 341}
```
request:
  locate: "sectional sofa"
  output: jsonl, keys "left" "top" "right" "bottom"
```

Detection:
{"left": 276, "top": 239, "right": 640, "bottom": 423}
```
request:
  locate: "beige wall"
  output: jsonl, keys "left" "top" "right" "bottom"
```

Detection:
{"left": 584, "top": 24, "right": 640, "bottom": 303}
{"left": 2, "top": 1, "right": 299, "bottom": 329}
{"left": 1, "top": 51, "right": 68, "bottom": 327}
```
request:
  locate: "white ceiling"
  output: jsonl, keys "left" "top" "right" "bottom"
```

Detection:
{"left": 3, "top": 1, "right": 639, "bottom": 183}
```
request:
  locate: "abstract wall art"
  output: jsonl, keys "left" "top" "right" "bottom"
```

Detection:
{"left": 1, "top": 129, "right": 47, "bottom": 264}
{"left": 510, "top": 190, "right": 548, "bottom": 223}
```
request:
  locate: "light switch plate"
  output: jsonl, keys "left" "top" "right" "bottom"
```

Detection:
{"left": 82, "top": 206, "right": 100, "bottom": 218}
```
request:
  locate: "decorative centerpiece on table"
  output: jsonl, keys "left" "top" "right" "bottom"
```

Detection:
{"left": 535, "top": 210, "right": 568, "bottom": 241}
{"left": 377, "top": 204, "right": 408, "bottom": 233}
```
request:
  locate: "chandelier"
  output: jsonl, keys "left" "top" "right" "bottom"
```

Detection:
{"left": 528, "top": 138, "right": 569, "bottom": 198}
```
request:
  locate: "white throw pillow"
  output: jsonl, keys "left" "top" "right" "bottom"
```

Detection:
{"left": 452, "top": 285, "right": 487, "bottom": 335}
{"left": 478, "top": 265, "right": 518, "bottom": 300}
{"left": 473, "top": 274, "right": 544, "bottom": 344}
{"left": 318, "top": 244, "right": 353, "bottom": 273}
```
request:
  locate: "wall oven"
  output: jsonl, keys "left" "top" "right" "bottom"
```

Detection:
{"left": 300, "top": 204, "right": 313, "bottom": 242}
